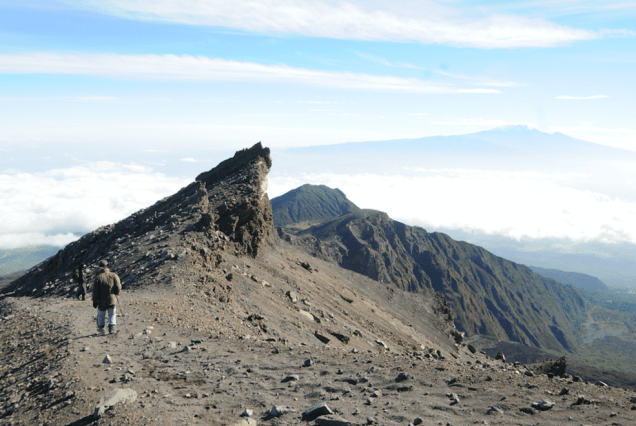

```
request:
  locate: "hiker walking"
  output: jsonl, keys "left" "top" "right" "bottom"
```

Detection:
{"left": 92, "top": 260, "right": 122, "bottom": 335}
{"left": 73, "top": 264, "right": 87, "bottom": 300}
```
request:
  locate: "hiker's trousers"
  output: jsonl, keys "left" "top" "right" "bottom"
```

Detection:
{"left": 97, "top": 306, "right": 117, "bottom": 327}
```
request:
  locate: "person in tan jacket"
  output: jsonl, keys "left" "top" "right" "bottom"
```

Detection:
{"left": 92, "top": 260, "right": 122, "bottom": 335}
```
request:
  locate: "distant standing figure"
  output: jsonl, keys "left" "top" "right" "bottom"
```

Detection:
{"left": 92, "top": 260, "right": 122, "bottom": 335}
{"left": 73, "top": 264, "right": 86, "bottom": 300}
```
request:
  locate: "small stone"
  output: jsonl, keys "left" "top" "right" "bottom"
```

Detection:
{"left": 314, "top": 415, "right": 353, "bottom": 426}
{"left": 269, "top": 405, "right": 297, "bottom": 417}
{"left": 282, "top": 375, "right": 300, "bottom": 383}
{"left": 304, "top": 359, "right": 313, "bottom": 367}
{"left": 531, "top": 399, "right": 554, "bottom": 411}
{"left": 303, "top": 400, "right": 333, "bottom": 420}
{"left": 103, "top": 355, "right": 112, "bottom": 364}
{"left": 93, "top": 388, "right": 137, "bottom": 419}
{"left": 487, "top": 405, "right": 504, "bottom": 415}
{"left": 375, "top": 340, "right": 388, "bottom": 349}
{"left": 240, "top": 408, "right": 253, "bottom": 417}
{"left": 286, "top": 291, "right": 298, "bottom": 303}
{"left": 395, "top": 372, "right": 414, "bottom": 382}
{"left": 413, "top": 418, "right": 423, "bottom": 425}
{"left": 448, "top": 393, "right": 460, "bottom": 405}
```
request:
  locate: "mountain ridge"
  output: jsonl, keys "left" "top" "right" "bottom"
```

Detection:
{"left": 272, "top": 184, "right": 588, "bottom": 354}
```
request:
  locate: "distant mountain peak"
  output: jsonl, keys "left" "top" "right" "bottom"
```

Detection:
{"left": 271, "top": 184, "right": 360, "bottom": 228}
{"left": 487, "top": 124, "right": 541, "bottom": 133}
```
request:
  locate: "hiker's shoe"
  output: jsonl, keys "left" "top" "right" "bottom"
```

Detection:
{"left": 108, "top": 325, "right": 118, "bottom": 335}
{"left": 97, "top": 326, "right": 106, "bottom": 335}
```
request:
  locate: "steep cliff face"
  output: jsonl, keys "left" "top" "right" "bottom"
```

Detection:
{"left": 195, "top": 143, "right": 274, "bottom": 256}
{"left": 3, "top": 143, "right": 273, "bottom": 298}
{"left": 273, "top": 186, "right": 587, "bottom": 353}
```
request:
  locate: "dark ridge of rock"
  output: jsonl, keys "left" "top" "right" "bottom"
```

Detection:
{"left": 194, "top": 143, "right": 274, "bottom": 256}
{"left": 1, "top": 143, "right": 273, "bottom": 298}
{"left": 271, "top": 184, "right": 360, "bottom": 228}
{"left": 530, "top": 266, "right": 609, "bottom": 291}
{"left": 277, "top": 205, "right": 586, "bottom": 353}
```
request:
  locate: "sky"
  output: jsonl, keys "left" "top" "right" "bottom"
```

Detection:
{"left": 1, "top": 0, "right": 636, "bottom": 255}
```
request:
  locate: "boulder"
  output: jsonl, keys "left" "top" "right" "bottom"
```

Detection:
{"left": 269, "top": 405, "right": 297, "bottom": 417}
{"left": 531, "top": 399, "right": 555, "bottom": 411}
{"left": 93, "top": 388, "right": 137, "bottom": 419}
{"left": 303, "top": 400, "right": 333, "bottom": 420}
{"left": 314, "top": 415, "right": 353, "bottom": 426}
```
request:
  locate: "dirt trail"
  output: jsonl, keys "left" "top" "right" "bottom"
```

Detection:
{"left": 3, "top": 282, "right": 636, "bottom": 426}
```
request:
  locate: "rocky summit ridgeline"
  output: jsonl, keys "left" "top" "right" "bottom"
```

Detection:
{"left": 3, "top": 143, "right": 274, "bottom": 299}
{"left": 2, "top": 145, "right": 636, "bottom": 426}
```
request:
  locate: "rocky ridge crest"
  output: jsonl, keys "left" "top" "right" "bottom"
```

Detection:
{"left": 272, "top": 186, "right": 587, "bottom": 354}
{"left": 3, "top": 143, "right": 273, "bottom": 298}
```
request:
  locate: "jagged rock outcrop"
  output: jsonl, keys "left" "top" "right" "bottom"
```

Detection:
{"left": 272, "top": 185, "right": 587, "bottom": 353}
{"left": 2, "top": 143, "right": 273, "bottom": 298}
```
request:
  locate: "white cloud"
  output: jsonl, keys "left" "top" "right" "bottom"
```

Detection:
{"left": 0, "top": 53, "right": 500, "bottom": 94}
{"left": 556, "top": 95, "right": 609, "bottom": 100}
{"left": 552, "top": 125, "right": 636, "bottom": 151}
{"left": 180, "top": 158, "right": 198, "bottom": 162}
{"left": 72, "top": 0, "right": 622, "bottom": 48}
{"left": 269, "top": 169, "right": 636, "bottom": 244}
{"left": 357, "top": 54, "right": 520, "bottom": 87}
{"left": 432, "top": 118, "right": 537, "bottom": 128}
{"left": 0, "top": 163, "right": 189, "bottom": 249}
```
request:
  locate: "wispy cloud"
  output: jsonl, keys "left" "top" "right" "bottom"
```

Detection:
{"left": 356, "top": 52, "right": 424, "bottom": 70}
{"left": 0, "top": 163, "right": 189, "bottom": 249}
{"left": 556, "top": 95, "right": 609, "bottom": 100}
{"left": 269, "top": 169, "right": 636, "bottom": 244}
{"left": 356, "top": 52, "right": 520, "bottom": 87}
{"left": 0, "top": 53, "right": 501, "bottom": 94}
{"left": 73, "top": 0, "right": 626, "bottom": 48}
{"left": 75, "top": 96, "right": 118, "bottom": 101}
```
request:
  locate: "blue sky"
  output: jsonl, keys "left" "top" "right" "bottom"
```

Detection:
{"left": 1, "top": 1, "right": 635, "bottom": 251}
